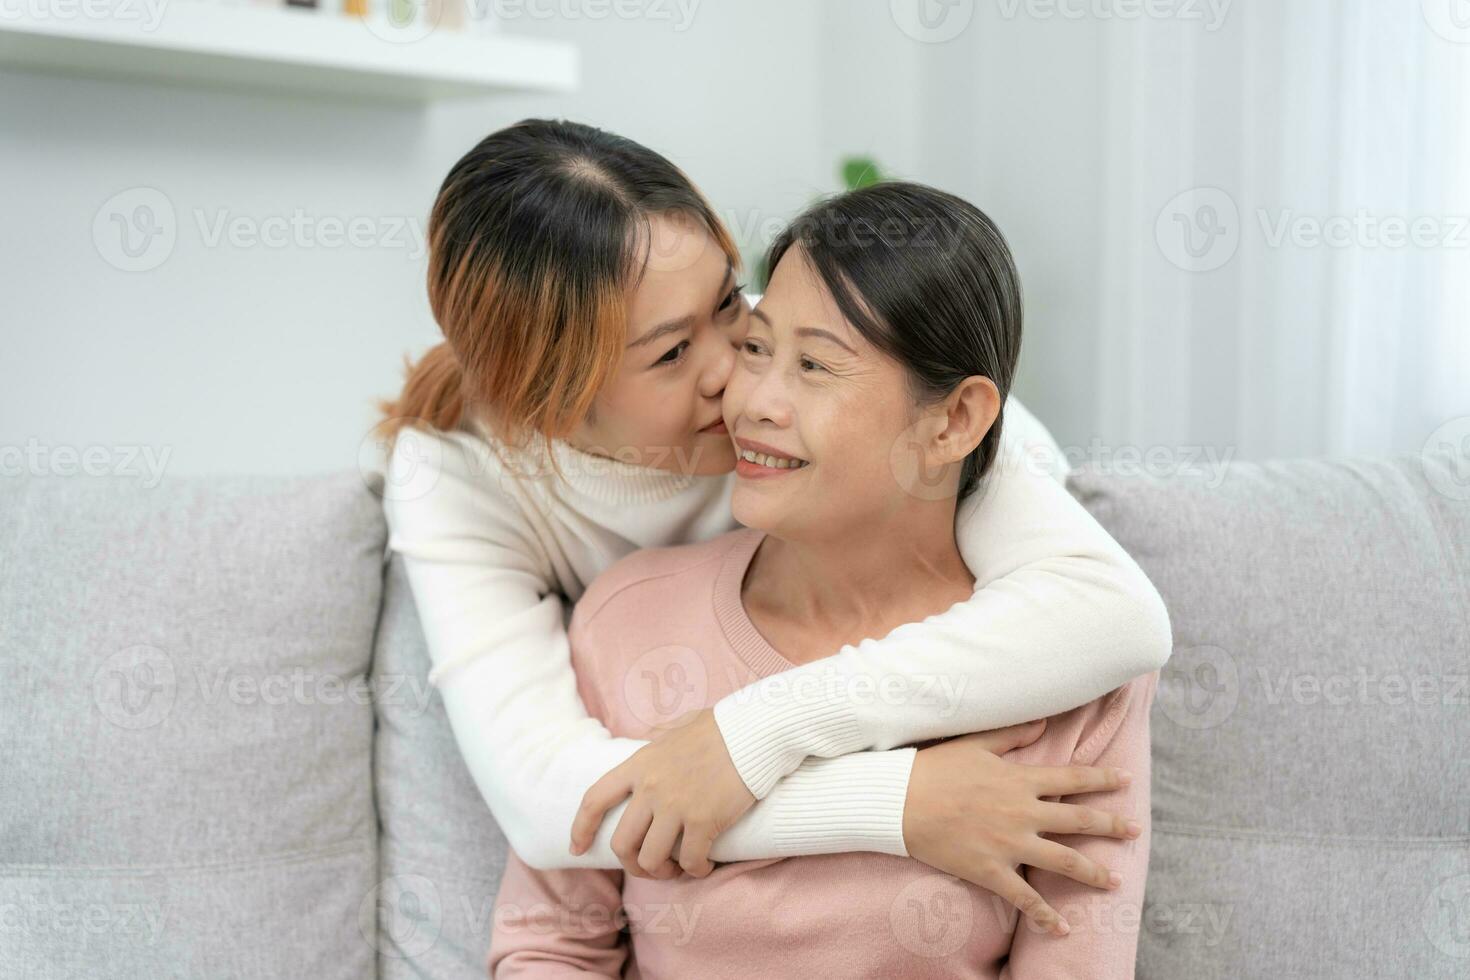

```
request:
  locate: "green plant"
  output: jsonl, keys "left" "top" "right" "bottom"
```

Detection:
{"left": 747, "top": 155, "right": 888, "bottom": 292}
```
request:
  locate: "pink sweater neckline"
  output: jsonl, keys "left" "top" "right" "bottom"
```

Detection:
{"left": 711, "top": 527, "right": 800, "bottom": 679}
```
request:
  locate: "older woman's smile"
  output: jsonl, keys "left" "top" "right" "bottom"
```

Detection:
{"left": 733, "top": 436, "right": 810, "bottom": 477}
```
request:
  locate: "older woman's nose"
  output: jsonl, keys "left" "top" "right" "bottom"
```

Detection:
{"left": 740, "top": 364, "right": 794, "bottom": 427}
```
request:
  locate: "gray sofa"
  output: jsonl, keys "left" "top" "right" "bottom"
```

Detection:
{"left": 2, "top": 452, "right": 1466, "bottom": 979}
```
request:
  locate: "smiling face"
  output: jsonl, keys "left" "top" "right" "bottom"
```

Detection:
{"left": 568, "top": 210, "right": 749, "bottom": 477}
{"left": 724, "top": 245, "right": 950, "bottom": 539}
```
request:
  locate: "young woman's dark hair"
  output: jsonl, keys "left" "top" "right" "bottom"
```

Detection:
{"left": 378, "top": 118, "right": 739, "bottom": 458}
{"left": 765, "top": 181, "right": 1022, "bottom": 499}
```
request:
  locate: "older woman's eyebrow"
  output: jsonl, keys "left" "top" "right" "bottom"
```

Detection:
{"left": 795, "top": 327, "right": 857, "bottom": 355}
{"left": 748, "top": 309, "right": 858, "bottom": 355}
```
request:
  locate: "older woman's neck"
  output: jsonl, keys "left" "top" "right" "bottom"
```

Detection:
{"left": 747, "top": 502, "right": 976, "bottom": 653}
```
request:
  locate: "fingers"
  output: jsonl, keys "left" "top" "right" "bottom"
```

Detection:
{"left": 677, "top": 826, "right": 716, "bottom": 878}
{"left": 636, "top": 814, "right": 683, "bottom": 879}
{"left": 610, "top": 798, "right": 655, "bottom": 879}
{"left": 1029, "top": 764, "right": 1133, "bottom": 798}
{"left": 1037, "top": 801, "right": 1143, "bottom": 841}
{"left": 571, "top": 768, "right": 633, "bottom": 855}
{"left": 991, "top": 868, "right": 1070, "bottom": 938}
{"left": 966, "top": 718, "right": 1047, "bottom": 756}
{"left": 1025, "top": 838, "right": 1122, "bottom": 892}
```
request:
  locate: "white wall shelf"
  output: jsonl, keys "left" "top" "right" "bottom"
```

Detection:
{"left": 0, "top": 4, "right": 578, "bottom": 101}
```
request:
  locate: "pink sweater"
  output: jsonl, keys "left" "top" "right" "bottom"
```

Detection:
{"left": 488, "top": 528, "right": 1157, "bottom": 979}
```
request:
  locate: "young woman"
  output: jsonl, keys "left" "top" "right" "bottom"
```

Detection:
{"left": 376, "top": 119, "right": 1170, "bottom": 936}
{"left": 488, "top": 180, "right": 1156, "bottom": 978}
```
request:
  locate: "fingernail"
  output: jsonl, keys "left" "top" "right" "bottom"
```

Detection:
{"left": 1126, "top": 821, "right": 1142, "bottom": 838}
{"left": 1055, "top": 918, "right": 1071, "bottom": 936}
{"left": 1117, "top": 770, "right": 1133, "bottom": 786}
{"left": 1108, "top": 871, "right": 1123, "bottom": 888}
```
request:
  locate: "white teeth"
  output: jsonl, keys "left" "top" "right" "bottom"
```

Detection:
{"left": 739, "top": 449, "right": 808, "bottom": 470}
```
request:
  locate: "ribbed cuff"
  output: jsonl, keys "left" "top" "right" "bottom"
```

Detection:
{"left": 762, "top": 749, "right": 915, "bottom": 858}
{"left": 713, "top": 685, "right": 866, "bottom": 799}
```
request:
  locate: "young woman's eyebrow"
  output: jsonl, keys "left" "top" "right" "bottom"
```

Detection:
{"left": 627, "top": 315, "right": 694, "bottom": 350}
{"left": 626, "top": 262, "right": 735, "bottom": 351}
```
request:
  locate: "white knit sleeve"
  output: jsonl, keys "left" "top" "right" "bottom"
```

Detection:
{"left": 381, "top": 425, "right": 917, "bottom": 867}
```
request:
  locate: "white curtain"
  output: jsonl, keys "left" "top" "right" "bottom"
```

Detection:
{"left": 896, "top": 0, "right": 1470, "bottom": 463}
{"left": 1096, "top": 0, "right": 1470, "bottom": 460}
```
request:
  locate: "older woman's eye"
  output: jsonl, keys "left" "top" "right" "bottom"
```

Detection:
{"left": 741, "top": 340, "right": 763, "bottom": 356}
{"left": 800, "top": 357, "right": 826, "bottom": 373}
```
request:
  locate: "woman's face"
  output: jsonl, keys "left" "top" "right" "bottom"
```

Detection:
{"left": 569, "top": 211, "right": 747, "bottom": 477}
{"left": 723, "top": 245, "right": 944, "bottom": 538}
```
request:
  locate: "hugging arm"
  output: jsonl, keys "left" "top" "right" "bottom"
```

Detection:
{"left": 710, "top": 425, "right": 1172, "bottom": 798}
{"left": 577, "top": 409, "right": 1171, "bottom": 879}
{"left": 384, "top": 426, "right": 933, "bottom": 868}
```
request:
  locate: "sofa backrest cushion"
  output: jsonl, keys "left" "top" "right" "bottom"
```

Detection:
{"left": 0, "top": 473, "right": 386, "bottom": 979}
{"left": 371, "top": 553, "right": 509, "bottom": 979}
{"left": 1068, "top": 451, "right": 1470, "bottom": 979}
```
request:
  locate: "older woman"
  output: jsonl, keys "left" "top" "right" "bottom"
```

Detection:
{"left": 487, "top": 181, "right": 1156, "bottom": 979}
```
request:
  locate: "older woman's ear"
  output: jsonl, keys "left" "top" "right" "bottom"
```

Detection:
{"left": 932, "top": 375, "right": 1001, "bottom": 465}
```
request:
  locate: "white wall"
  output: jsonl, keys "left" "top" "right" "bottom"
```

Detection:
{"left": 0, "top": 1, "right": 832, "bottom": 479}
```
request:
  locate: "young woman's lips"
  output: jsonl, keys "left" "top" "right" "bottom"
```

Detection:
{"left": 700, "top": 419, "right": 727, "bottom": 434}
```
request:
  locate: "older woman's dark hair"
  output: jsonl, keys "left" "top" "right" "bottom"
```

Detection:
{"left": 765, "top": 181, "right": 1022, "bottom": 499}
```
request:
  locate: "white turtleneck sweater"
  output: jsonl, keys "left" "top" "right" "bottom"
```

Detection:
{"left": 378, "top": 398, "right": 1172, "bottom": 868}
